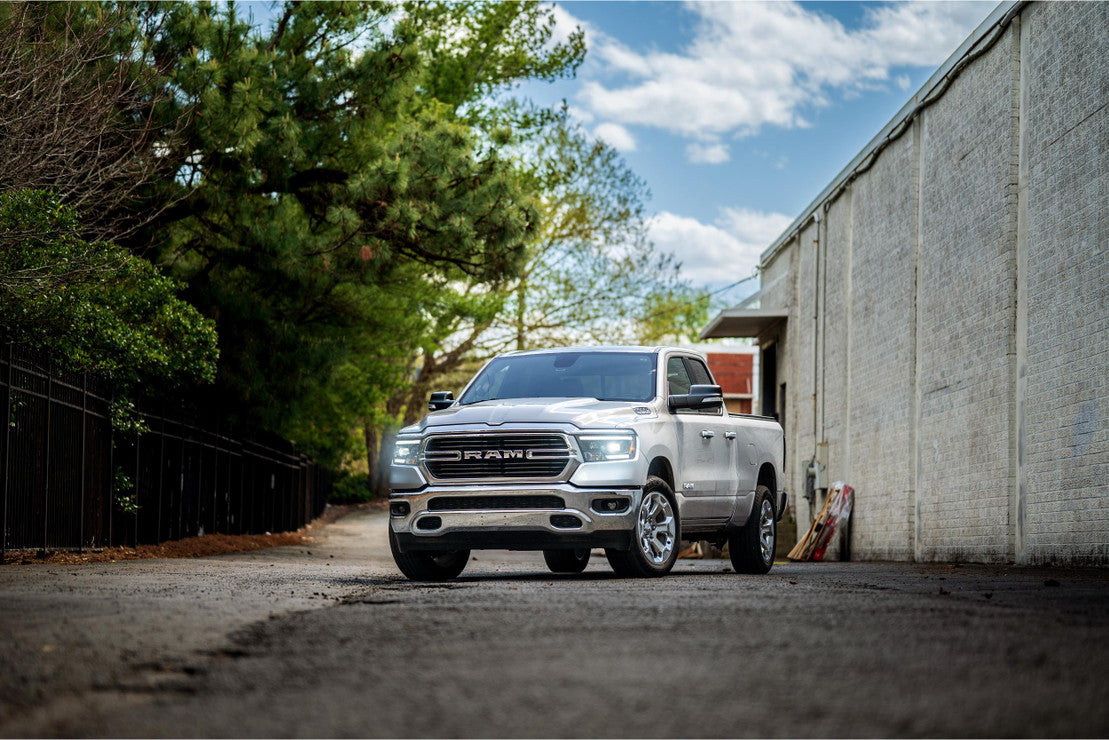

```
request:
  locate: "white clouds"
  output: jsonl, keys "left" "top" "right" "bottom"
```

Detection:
{"left": 593, "top": 122, "right": 637, "bottom": 152}
{"left": 686, "top": 142, "right": 730, "bottom": 164}
{"left": 859, "top": 2, "right": 996, "bottom": 67}
{"left": 564, "top": 1, "right": 994, "bottom": 162}
{"left": 565, "top": 105, "right": 595, "bottom": 124}
{"left": 648, "top": 208, "right": 793, "bottom": 285}
{"left": 547, "top": 4, "right": 593, "bottom": 49}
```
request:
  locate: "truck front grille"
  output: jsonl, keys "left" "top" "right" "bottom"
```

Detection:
{"left": 423, "top": 434, "right": 572, "bottom": 480}
{"left": 427, "top": 495, "right": 565, "bottom": 511}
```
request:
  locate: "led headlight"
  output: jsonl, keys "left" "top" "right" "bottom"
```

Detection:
{"left": 576, "top": 433, "right": 636, "bottom": 462}
{"left": 393, "top": 439, "right": 420, "bottom": 466}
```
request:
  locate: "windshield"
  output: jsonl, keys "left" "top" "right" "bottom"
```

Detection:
{"left": 459, "top": 352, "right": 657, "bottom": 405}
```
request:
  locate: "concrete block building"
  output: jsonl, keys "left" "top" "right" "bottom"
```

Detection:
{"left": 701, "top": 1, "right": 1107, "bottom": 564}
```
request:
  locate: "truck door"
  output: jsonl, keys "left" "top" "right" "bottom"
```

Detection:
{"left": 683, "top": 356, "right": 742, "bottom": 516}
{"left": 667, "top": 355, "right": 734, "bottom": 522}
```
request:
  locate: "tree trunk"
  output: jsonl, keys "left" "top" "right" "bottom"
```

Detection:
{"left": 364, "top": 422, "right": 378, "bottom": 485}
{"left": 403, "top": 371, "right": 437, "bottom": 426}
{"left": 370, "top": 424, "right": 401, "bottom": 497}
{"left": 515, "top": 279, "right": 526, "bottom": 351}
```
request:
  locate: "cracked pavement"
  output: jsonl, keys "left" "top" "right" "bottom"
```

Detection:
{"left": 2, "top": 508, "right": 1107, "bottom": 737}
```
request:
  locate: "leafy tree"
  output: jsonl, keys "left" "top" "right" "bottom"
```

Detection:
{"left": 132, "top": 2, "right": 586, "bottom": 465}
{"left": 0, "top": 189, "right": 217, "bottom": 386}
{"left": 387, "top": 114, "right": 711, "bottom": 418}
{"left": 361, "top": 114, "right": 709, "bottom": 491}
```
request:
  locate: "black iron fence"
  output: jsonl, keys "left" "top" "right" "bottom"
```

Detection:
{"left": 0, "top": 340, "right": 330, "bottom": 559}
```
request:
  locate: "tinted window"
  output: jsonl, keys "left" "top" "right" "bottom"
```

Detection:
{"left": 666, "top": 357, "right": 692, "bottom": 396}
{"left": 686, "top": 358, "right": 713, "bottom": 386}
{"left": 459, "top": 352, "right": 657, "bottom": 404}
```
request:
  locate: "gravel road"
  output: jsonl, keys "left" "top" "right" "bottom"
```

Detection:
{"left": 2, "top": 508, "right": 1108, "bottom": 738}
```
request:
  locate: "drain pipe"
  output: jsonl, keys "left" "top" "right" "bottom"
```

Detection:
{"left": 805, "top": 210, "right": 824, "bottom": 508}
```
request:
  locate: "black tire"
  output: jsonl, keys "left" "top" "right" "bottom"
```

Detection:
{"left": 729, "top": 484, "right": 776, "bottom": 574}
{"left": 543, "top": 548, "right": 591, "bottom": 574}
{"left": 605, "top": 476, "right": 680, "bottom": 578}
{"left": 389, "top": 527, "right": 469, "bottom": 581}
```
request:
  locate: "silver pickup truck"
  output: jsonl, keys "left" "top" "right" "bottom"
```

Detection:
{"left": 388, "top": 346, "right": 786, "bottom": 580}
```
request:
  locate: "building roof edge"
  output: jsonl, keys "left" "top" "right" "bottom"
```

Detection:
{"left": 758, "top": 0, "right": 1028, "bottom": 269}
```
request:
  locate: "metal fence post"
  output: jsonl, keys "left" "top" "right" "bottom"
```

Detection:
{"left": 157, "top": 412, "right": 165, "bottom": 542}
{"left": 42, "top": 367, "right": 52, "bottom": 555}
{"left": 133, "top": 430, "right": 140, "bottom": 547}
{"left": 1, "top": 340, "right": 11, "bottom": 562}
{"left": 196, "top": 424, "right": 204, "bottom": 536}
{"left": 212, "top": 417, "right": 219, "bottom": 534}
{"left": 178, "top": 419, "right": 184, "bottom": 539}
{"left": 78, "top": 374, "right": 87, "bottom": 553}
{"left": 107, "top": 418, "right": 114, "bottom": 548}
{"left": 238, "top": 446, "right": 245, "bottom": 535}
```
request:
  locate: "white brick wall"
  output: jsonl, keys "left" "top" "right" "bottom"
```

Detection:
{"left": 754, "top": 1, "right": 1109, "bottom": 563}
{"left": 845, "top": 133, "right": 918, "bottom": 561}
{"left": 1020, "top": 2, "right": 1109, "bottom": 564}
{"left": 916, "top": 26, "right": 1018, "bottom": 562}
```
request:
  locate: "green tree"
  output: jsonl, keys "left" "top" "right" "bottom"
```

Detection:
{"left": 363, "top": 114, "right": 709, "bottom": 491}
{"left": 135, "top": 2, "right": 586, "bottom": 465}
{"left": 0, "top": 189, "right": 217, "bottom": 387}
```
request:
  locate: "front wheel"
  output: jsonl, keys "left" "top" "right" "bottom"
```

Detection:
{"left": 543, "top": 548, "right": 591, "bottom": 574}
{"left": 605, "top": 476, "right": 679, "bottom": 578}
{"left": 729, "top": 485, "right": 776, "bottom": 574}
{"left": 389, "top": 528, "right": 469, "bottom": 581}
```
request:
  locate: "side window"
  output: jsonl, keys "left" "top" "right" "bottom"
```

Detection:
{"left": 684, "top": 357, "right": 721, "bottom": 416}
{"left": 666, "top": 356, "right": 692, "bottom": 396}
{"left": 685, "top": 358, "right": 713, "bottom": 386}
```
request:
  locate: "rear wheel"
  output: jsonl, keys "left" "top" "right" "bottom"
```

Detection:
{"left": 543, "top": 548, "right": 591, "bottom": 574}
{"left": 729, "top": 485, "right": 776, "bottom": 574}
{"left": 389, "top": 528, "right": 469, "bottom": 581}
{"left": 606, "top": 476, "right": 679, "bottom": 578}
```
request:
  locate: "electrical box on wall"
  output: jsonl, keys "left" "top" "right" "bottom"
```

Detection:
{"left": 804, "top": 442, "right": 828, "bottom": 503}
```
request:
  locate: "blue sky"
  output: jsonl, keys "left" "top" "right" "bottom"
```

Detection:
{"left": 239, "top": 1, "right": 998, "bottom": 303}
{"left": 524, "top": 1, "right": 998, "bottom": 303}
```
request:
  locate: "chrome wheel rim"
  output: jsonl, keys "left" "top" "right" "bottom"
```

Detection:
{"left": 759, "top": 499, "right": 775, "bottom": 564}
{"left": 637, "top": 491, "right": 676, "bottom": 565}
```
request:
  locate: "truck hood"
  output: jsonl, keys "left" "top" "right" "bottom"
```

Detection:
{"left": 403, "top": 397, "right": 652, "bottom": 435}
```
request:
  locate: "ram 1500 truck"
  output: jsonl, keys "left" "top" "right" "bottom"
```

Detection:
{"left": 388, "top": 346, "right": 786, "bottom": 580}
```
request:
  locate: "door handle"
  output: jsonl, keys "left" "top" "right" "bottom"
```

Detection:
{"left": 724, "top": 431, "right": 737, "bottom": 440}
{"left": 700, "top": 430, "right": 715, "bottom": 439}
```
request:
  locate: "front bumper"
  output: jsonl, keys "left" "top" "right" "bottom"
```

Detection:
{"left": 388, "top": 483, "right": 641, "bottom": 553}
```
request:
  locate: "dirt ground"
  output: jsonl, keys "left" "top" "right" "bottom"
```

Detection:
{"left": 0, "top": 501, "right": 383, "bottom": 565}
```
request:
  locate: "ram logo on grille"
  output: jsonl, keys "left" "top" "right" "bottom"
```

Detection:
{"left": 424, "top": 433, "right": 572, "bottom": 480}
{"left": 462, "top": 450, "right": 524, "bottom": 460}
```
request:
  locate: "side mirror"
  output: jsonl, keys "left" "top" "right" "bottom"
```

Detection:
{"left": 428, "top": 390, "right": 455, "bottom": 412}
{"left": 668, "top": 384, "right": 724, "bottom": 412}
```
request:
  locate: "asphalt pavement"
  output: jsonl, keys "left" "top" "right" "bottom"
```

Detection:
{"left": 1, "top": 508, "right": 1107, "bottom": 738}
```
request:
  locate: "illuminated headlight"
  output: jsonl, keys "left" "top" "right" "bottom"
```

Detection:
{"left": 577, "top": 433, "right": 636, "bottom": 462}
{"left": 393, "top": 439, "right": 420, "bottom": 466}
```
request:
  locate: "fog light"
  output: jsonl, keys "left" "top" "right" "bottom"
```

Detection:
{"left": 591, "top": 497, "right": 629, "bottom": 513}
{"left": 389, "top": 501, "right": 410, "bottom": 517}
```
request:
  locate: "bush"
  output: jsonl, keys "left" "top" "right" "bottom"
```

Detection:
{"left": 0, "top": 189, "right": 218, "bottom": 388}
{"left": 329, "top": 472, "right": 374, "bottom": 504}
